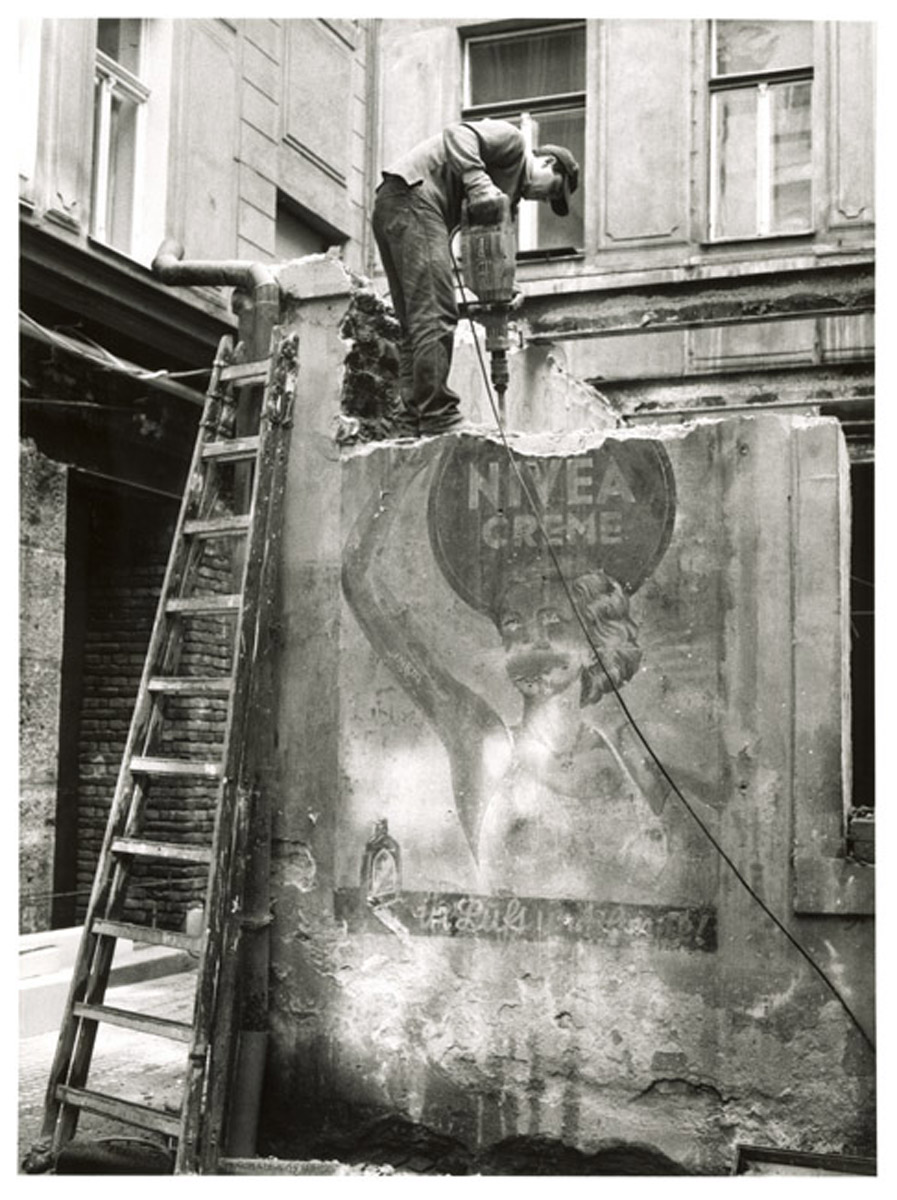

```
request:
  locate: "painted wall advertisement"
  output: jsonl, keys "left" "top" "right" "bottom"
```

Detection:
{"left": 338, "top": 431, "right": 721, "bottom": 952}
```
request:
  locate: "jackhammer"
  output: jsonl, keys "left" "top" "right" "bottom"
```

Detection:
{"left": 459, "top": 194, "right": 517, "bottom": 418}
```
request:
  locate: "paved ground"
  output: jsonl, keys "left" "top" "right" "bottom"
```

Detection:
{"left": 17, "top": 968, "right": 395, "bottom": 1176}
{"left": 18, "top": 969, "right": 196, "bottom": 1172}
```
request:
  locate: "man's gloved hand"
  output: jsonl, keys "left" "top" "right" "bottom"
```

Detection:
{"left": 466, "top": 183, "right": 505, "bottom": 224}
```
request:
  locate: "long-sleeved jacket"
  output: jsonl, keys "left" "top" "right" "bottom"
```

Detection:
{"left": 382, "top": 119, "right": 529, "bottom": 231}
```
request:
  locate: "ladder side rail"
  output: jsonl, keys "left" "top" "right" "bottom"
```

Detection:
{"left": 88, "top": 332, "right": 237, "bottom": 896}
{"left": 88, "top": 331, "right": 236, "bottom": 886}
{"left": 180, "top": 785, "right": 252, "bottom": 1174}
{"left": 195, "top": 332, "right": 298, "bottom": 1171}
{"left": 176, "top": 331, "right": 291, "bottom": 1173}
{"left": 52, "top": 334, "right": 251, "bottom": 1152}
{"left": 40, "top": 336, "right": 236, "bottom": 1148}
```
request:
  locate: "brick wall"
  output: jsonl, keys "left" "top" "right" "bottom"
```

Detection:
{"left": 74, "top": 491, "right": 235, "bottom": 931}
{"left": 336, "top": 283, "right": 401, "bottom": 442}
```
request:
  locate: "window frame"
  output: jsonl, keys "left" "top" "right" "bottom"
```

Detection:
{"left": 790, "top": 422, "right": 874, "bottom": 917}
{"left": 707, "top": 20, "right": 815, "bottom": 244}
{"left": 19, "top": 19, "right": 44, "bottom": 197}
{"left": 91, "top": 32, "right": 150, "bottom": 252}
{"left": 461, "top": 21, "right": 586, "bottom": 256}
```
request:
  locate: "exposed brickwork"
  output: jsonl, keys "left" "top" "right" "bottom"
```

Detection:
{"left": 74, "top": 497, "right": 235, "bottom": 931}
{"left": 337, "top": 282, "right": 402, "bottom": 443}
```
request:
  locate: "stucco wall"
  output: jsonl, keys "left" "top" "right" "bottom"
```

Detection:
{"left": 261, "top": 264, "right": 874, "bottom": 1172}
{"left": 19, "top": 441, "right": 67, "bottom": 933}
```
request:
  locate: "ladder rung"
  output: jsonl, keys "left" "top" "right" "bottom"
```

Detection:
{"left": 166, "top": 594, "right": 242, "bottom": 615}
{"left": 218, "top": 360, "right": 270, "bottom": 385}
{"left": 73, "top": 1002, "right": 194, "bottom": 1043}
{"left": 130, "top": 756, "right": 222, "bottom": 778}
{"left": 55, "top": 1085, "right": 181, "bottom": 1138}
{"left": 201, "top": 436, "right": 260, "bottom": 462}
{"left": 112, "top": 837, "right": 212, "bottom": 864}
{"left": 148, "top": 676, "right": 233, "bottom": 696}
{"left": 92, "top": 919, "right": 202, "bottom": 953}
{"left": 183, "top": 515, "right": 251, "bottom": 538}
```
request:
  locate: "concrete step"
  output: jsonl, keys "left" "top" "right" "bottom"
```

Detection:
{"left": 19, "top": 926, "right": 195, "bottom": 1038}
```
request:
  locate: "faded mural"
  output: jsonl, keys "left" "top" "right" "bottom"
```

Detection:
{"left": 338, "top": 433, "right": 718, "bottom": 948}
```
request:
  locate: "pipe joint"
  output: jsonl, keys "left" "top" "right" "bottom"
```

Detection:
{"left": 152, "top": 238, "right": 278, "bottom": 293}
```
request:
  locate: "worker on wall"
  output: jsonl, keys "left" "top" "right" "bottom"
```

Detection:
{"left": 372, "top": 119, "right": 579, "bottom": 436}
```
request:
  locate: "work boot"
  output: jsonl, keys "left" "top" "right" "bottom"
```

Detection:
{"left": 419, "top": 410, "right": 465, "bottom": 436}
{"left": 391, "top": 410, "right": 420, "bottom": 439}
{"left": 425, "top": 415, "right": 495, "bottom": 438}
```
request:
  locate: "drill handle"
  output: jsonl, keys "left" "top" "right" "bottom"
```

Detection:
{"left": 459, "top": 197, "right": 517, "bottom": 307}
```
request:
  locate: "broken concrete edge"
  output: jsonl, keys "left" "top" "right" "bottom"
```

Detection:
{"left": 272, "top": 253, "right": 624, "bottom": 443}
{"left": 273, "top": 259, "right": 845, "bottom": 459}
{"left": 336, "top": 411, "right": 844, "bottom": 461}
{"left": 274, "top": 253, "right": 361, "bottom": 305}
{"left": 218, "top": 1157, "right": 396, "bottom": 1175}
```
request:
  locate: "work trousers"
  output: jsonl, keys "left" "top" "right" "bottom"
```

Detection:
{"left": 372, "top": 176, "right": 462, "bottom": 434}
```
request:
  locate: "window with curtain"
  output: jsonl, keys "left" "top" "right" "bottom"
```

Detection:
{"left": 91, "top": 18, "right": 148, "bottom": 253}
{"left": 709, "top": 20, "right": 814, "bottom": 241}
{"left": 462, "top": 23, "right": 585, "bottom": 254}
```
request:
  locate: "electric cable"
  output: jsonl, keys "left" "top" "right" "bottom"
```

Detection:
{"left": 19, "top": 310, "right": 209, "bottom": 402}
{"left": 20, "top": 876, "right": 203, "bottom": 905}
{"left": 450, "top": 248, "right": 876, "bottom": 1056}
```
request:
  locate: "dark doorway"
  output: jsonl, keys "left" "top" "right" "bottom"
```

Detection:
{"left": 849, "top": 459, "right": 874, "bottom": 810}
{"left": 52, "top": 473, "right": 177, "bottom": 927}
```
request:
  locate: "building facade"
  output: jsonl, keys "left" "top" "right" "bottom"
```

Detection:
{"left": 19, "top": 17, "right": 372, "bottom": 932}
{"left": 373, "top": 14, "right": 874, "bottom": 827}
{"left": 261, "top": 20, "right": 875, "bottom": 1167}
{"left": 19, "top": 15, "right": 874, "bottom": 1173}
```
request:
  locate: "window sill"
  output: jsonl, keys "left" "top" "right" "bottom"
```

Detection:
{"left": 789, "top": 420, "right": 874, "bottom": 918}
{"left": 700, "top": 230, "right": 816, "bottom": 249}
{"left": 517, "top": 248, "right": 584, "bottom": 264}
{"left": 847, "top": 809, "right": 875, "bottom": 864}
{"left": 87, "top": 234, "right": 143, "bottom": 269}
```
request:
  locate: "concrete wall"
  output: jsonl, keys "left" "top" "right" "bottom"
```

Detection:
{"left": 260, "top": 266, "right": 874, "bottom": 1172}
{"left": 19, "top": 442, "right": 67, "bottom": 933}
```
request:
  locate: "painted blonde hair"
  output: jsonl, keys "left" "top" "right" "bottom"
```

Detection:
{"left": 571, "top": 571, "right": 642, "bottom": 705}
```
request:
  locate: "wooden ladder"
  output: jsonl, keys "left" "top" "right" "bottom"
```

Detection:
{"left": 32, "top": 325, "right": 298, "bottom": 1174}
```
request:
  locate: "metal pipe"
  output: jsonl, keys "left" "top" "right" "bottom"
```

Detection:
{"left": 620, "top": 394, "right": 873, "bottom": 422}
{"left": 69, "top": 466, "right": 183, "bottom": 502}
{"left": 152, "top": 239, "right": 277, "bottom": 292}
{"left": 524, "top": 305, "right": 876, "bottom": 343}
{"left": 225, "top": 1031, "right": 268, "bottom": 1157}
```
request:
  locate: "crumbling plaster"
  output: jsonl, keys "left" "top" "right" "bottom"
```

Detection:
{"left": 19, "top": 441, "right": 67, "bottom": 933}
{"left": 261, "top": 257, "right": 874, "bottom": 1173}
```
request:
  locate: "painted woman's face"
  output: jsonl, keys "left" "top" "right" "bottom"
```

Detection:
{"left": 497, "top": 577, "right": 591, "bottom": 698}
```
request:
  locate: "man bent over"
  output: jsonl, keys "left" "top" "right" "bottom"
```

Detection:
{"left": 372, "top": 119, "right": 579, "bottom": 436}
